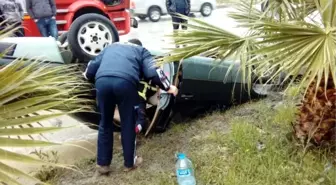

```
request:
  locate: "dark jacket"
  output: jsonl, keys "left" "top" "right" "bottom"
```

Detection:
{"left": 166, "top": 0, "right": 190, "bottom": 15}
{"left": 26, "top": 0, "right": 56, "bottom": 19}
{"left": 0, "top": 8, "right": 4, "bottom": 31}
{"left": 0, "top": 0, "right": 24, "bottom": 24}
{"left": 84, "top": 42, "right": 171, "bottom": 91}
{"left": 0, "top": 7, "right": 4, "bottom": 23}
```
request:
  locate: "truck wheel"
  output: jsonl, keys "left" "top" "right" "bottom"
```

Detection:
{"left": 68, "top": 13, "right": 119, "bottom": 63}
{"left": 148, "top": 7, "right": 161, "bottom": 22}
{"left": 138, "top": 15, "right": 147, "bottom": 20}
{"left": 200, "top": 3, "right": 213, "bottom": 17}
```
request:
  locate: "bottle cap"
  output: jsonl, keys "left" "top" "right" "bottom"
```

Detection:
{"left": 177, "top": 153, "right": 186, "bottom": 159}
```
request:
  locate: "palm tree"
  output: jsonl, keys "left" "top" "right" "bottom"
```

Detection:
{"left": 162, "top": 0, "right": 335, "bottom": 146}
{"left": 0, "top": 27, "right": 94, "bottom": 184}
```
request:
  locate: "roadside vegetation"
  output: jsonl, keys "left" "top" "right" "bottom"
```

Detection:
{"left": 53, "top": 88, "right": 335, "bottom": 185}
{"left": 0, "top": 26, "right": 94, "bottom": 184}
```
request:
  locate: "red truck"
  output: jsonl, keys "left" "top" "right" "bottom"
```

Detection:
{"left": 22, "top": 0, "right": 137, "bottom": 62}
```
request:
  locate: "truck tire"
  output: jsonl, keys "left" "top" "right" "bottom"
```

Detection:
{"left": 200, "top": 3, "right": 213, "bottom": 17}
{"left": 138, "top": 15, "right": 147, "bottom": 20}
{"left": 148, "top": 7, "right": 161, "bottom": 22}
{"left": 68, "top": 13, "right": 119, "bottom": 63}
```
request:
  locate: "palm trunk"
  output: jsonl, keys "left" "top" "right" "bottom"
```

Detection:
{"left": 295, "top": 75, "right": 336, "bottom": 145}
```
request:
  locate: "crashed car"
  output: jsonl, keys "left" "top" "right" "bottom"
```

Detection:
{"left": 0, "top": 37, "right": 266, "bottom": 135}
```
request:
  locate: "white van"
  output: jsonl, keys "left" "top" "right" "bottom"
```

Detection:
{"left": 132, "top": 0, "right": 217, "bottom": 22}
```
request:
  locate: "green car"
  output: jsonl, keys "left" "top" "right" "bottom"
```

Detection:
{"left": 0, "top": 37, "right": 265, "bottom": 135}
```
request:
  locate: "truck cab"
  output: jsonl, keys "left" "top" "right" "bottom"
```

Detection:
{"left": 23, "top": 0, "right": 135, "bottom": 36}
{"left": 23, "top": 0, "right": 137, "bottom": 62}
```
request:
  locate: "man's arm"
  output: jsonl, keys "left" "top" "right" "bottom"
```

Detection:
{"left": 83, "top": 49, "right": 105, "bottom": 82}
{"left": 0, "top": 6, "right": 4, "bottom": 23}
{"left": 17, "top": 2, "right": 24, "bottom": 19}
{"left": 25, "top": 0, "right": 35, "bottom": 19}
{"left": 141, "top": 48, "right": 172, "bottom": 92}
{"left": 49, "top": 0, "right": 57, "bottom": 17}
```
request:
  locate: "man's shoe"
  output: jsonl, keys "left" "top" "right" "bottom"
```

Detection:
{"left": 123, "top": 156, "right": 143, "bottom": 172}
{"left": 96, "top": 165, "right": 111, "bottom": 175}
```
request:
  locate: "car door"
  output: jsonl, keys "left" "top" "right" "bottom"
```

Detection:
{"left": 145, "top": 57, "right": 175, "bottom": 135}
{"left": 190, "top": 0, "right": 202, "bottom": 12}
{"left": 176, "top": 55, "right": 235, "bottom": 105}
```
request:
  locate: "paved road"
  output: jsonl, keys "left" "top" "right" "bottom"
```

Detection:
{"left": 120, "top": 7, "right": 245, "bottom": 50}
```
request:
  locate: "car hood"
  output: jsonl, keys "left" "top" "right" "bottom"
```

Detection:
{"left": 0, "top": 37, "right": 64, "bottom": 64}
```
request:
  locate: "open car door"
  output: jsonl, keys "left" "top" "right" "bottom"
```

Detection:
{"left": 144, "top": 62, "right": 175, "bottom": 136}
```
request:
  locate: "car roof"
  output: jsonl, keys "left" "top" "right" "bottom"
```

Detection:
{"left": 0, "top": 37, "right": 64, "bottom": 63}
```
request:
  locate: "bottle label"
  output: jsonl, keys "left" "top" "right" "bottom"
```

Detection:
{"left": 177, "top": 169, "right": 191, "bottom": 176}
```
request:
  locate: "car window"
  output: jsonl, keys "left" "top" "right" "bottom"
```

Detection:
{"left": 0, "top": 42, "right": 16, "bottom": 56}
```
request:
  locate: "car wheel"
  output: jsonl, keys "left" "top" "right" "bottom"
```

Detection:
{"left": 67, "top": 13, "right": 119, "bottom": 63}
{"left": 200, "top": 3, "right": 213, "bottom": 17}
{"left": 138, "top": 15, "right": 147, "bottom": 20}
{"left": 252, "top": 64, "right": 278, "bottom": 84}
{"left": 148, "top": 7, "right": 161, "bottom": 22}
{"left": 153, "top": 96, "right": 176, "bottom": 133}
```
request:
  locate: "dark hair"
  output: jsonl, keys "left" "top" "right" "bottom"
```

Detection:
{"left": 128, "top": 39, "right": 142, "bottom": 46}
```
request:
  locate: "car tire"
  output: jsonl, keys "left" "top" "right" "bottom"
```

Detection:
{"left": 148, "top": 7, "right": 161, "bottom": 22}
{"left": 252, "top": 65, "right": 279, "bottom": 84}
{"left": 67, "top": 13, "right": 119, "bottom": 63}
{"left": 200, "top": 3, "right": 213, "bottom": 17}
{"left": 153, "top": 96, "right": 176, "bottom": 133}
{"left": 138, "top": 15, "right": 147, "bottom": 20}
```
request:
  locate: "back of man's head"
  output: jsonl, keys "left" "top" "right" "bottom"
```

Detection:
{"left": 128, "top": 39, "right": 142, "bottom": 46}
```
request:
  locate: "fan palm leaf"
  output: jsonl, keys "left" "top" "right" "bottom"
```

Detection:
{"left": 162, "top": 0, "right": 335, "bottom": 144}
{"left": 0, "top": 27, "right": 94, "bottom": 184}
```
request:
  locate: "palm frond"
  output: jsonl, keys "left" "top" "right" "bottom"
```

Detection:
{"left": 161, "top": 13, "right": 260, "bottom": 95}
{"left": 161, "top": 14, "right": 246, "bottom": 62}
{"left": 0, "top": 28, "right": 95, "bottom": 184}
{"left": 247, "top": 2, "right": 336, "bottom": 94}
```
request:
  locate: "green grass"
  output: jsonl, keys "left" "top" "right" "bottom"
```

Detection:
{"left": 53, "top": 94, "right": 336, "bottom": 185}
{"left": 190, "top": 102, "right": 335, "bottom": 185}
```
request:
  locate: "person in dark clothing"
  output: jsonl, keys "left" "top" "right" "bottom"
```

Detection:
{"left": 26, "top": 0, "right": 58, "bottom": 39}
{"left": 0, "top": 0, "right": 25, "bottom": 37}
{"left": 0, "top": 8, "right": 4, "bottom": 31}
{"left": 166, "top": 0, "right": 190, "bottom": 30}
{"left": 83, "top": 39, "right": 178, "bottom": 174}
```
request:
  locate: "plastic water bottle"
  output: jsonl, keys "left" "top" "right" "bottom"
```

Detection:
{"left": 175, "top": 153, "right": 196, "bottom": 185}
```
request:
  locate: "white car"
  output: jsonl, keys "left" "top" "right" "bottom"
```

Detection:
{"left": 133, "top": 0, "right": 217, "bottom": 22}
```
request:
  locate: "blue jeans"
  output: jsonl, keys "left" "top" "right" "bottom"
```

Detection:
{"left": 36, "top": 17, "right": 58, "bottom": 40}
{"left": 95, "top": 76, "right": 139, "bottom": 168}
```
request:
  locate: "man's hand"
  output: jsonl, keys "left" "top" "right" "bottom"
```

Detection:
{"left": 167, "top": 85, "right": 178, "bottom": 96}
{"left": 34, "top": 19, "right": 38, "bottom": 22}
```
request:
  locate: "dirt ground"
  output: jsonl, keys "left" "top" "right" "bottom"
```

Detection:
{"left": 51, "top": 89, "right": 285, "bottom": 185}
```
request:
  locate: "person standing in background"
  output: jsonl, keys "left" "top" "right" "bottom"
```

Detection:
{"left": 0, "top": 7, "right": 4, "bottom": 31}
{"left": 0, "top": 0, "right": 25, "bottom": 37}
{"left": 26, "top": 0, "right": 58, "bottom": 40}
{"left": 166, "top": 0, "right": 190, "bottom": 30}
